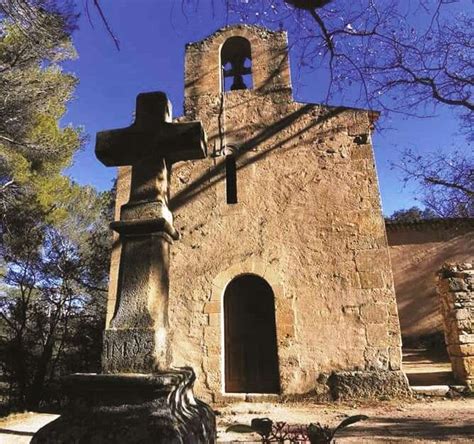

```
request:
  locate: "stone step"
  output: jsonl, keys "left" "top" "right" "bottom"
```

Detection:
{"left": 411, "top": 385, "right": 450, "bottom": 396}
{"left": 411, "top": 385, "right": 469, "bottom": 397}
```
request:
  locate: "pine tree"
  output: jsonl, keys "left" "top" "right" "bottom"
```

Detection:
{"left": 0, "top": 3, "right": 113, "bottom": 411}
{"left": 0, "top": 2, "right": 82, "bottom": 222}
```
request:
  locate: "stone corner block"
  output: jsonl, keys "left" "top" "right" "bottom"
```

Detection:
{"left": 328, "top": 370, "right": 411, "bottom": 400}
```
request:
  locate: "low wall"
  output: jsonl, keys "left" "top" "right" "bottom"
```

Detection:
{"left": 386, "top": 219, "right": 473, "bottom": 342}
{"left": 437, "top": 263, "right": 474, "bottom": 388}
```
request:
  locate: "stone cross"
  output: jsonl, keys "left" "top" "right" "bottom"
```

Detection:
{"left": 96, "top": 92, "right": 206, "bottom": 373}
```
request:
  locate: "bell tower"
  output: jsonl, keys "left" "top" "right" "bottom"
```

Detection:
{"left": 221, "top": 36, "right": 253, "bottom": 91}
{"left": 184, "top": 25, "right": 292, "bottom": 118}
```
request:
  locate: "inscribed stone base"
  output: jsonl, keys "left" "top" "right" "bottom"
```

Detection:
{"left": 31, "top": 369, "right": 216, "bottom": 444}
{"left": 328, "top": 370, "right": 411, "bottom": 400}
{"left": 102, "top": 328, "right": 157, "bottom": 373}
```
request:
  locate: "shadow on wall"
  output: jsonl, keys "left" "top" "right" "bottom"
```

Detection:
{"left": 109, "top": 101, "right": 349, "bottom": 253}
{"left": 387, "top": 223, "right": 474, "bottom": 342}
{"left": 169, "top": 104, "right": 346, "bottom": 212}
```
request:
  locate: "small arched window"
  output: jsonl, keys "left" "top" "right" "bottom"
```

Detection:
{"left": 221, "top": 36, "right": 253, "bottom": 92}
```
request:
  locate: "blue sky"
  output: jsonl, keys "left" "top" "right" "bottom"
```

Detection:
{"left": 63, "top": 0, "right": 470, "bottom": 216}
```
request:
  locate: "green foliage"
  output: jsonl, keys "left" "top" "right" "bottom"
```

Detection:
{"left": 0, "top": 185, "right": 112, "bottom": 410}
{"left": 0, "top": 1, "right": 78, "bottom": 54}
{"left": 0, "top": 2, "right": 112, "bottom": 412}
{"left": 0, "top": 6, "right": 82, "bottom": 220}
{"left": 387, "top": 206, "right": 438, "bottom": 223}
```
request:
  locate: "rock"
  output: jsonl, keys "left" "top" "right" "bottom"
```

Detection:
{"left": 328, "top": 370, "right": 411, "bottom": 400}
{"left": 411, "top": 385, "right": 450, "bottom": 397}
{"left": 32, "top": 371, "right": 216, "bottom": 444}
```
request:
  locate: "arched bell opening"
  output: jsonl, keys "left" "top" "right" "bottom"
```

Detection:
{"left": 220, "top": 36, "right": 253, "bottom": 92}
{"left": 224, "top": 274, "right": 280, "bottom": 393}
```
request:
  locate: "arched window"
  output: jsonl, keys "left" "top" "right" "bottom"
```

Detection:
{"left": 221, "top": 37, "right": 253, "bottom": 92}
{"left": 224, "top": 274, "right": 280, "bottom": 393}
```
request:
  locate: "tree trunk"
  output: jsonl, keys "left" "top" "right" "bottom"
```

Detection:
{"left": 26, "top": 339, "right": 54, "bottom": 410}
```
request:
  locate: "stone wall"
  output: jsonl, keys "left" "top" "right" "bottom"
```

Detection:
{"left": 184, "top": 25, "right": 292, "bottom": 112}
{"left": 437, "top": 263, "right": 474, "bottom": 389}
{"left": 107, "top": 25, "right": 406, "bottom": 401}
{"left": 387, "top": 220, "right": 474, "bottom": 342}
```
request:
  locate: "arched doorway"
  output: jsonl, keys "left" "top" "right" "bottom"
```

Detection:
{"left": 224, "top": 274, "right": 280, "bottom": 393}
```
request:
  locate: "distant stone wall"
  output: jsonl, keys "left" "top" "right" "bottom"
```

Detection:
{"left": 437, "top": 263, "right": 474, "bottom": 389}
{"left": 387, "top": 220, "right": 474, "bottom": 342}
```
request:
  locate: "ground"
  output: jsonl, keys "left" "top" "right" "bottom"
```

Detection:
{"left": 0, "top": 398, "right": 472, "bottom": 443}
{"left": 0, "top": 413, "right": 59, "bottom": 444}
{"left": 217, "top": 399, "right": 474, "bottom": 442}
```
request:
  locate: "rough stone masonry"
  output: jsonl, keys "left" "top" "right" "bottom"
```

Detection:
{"left": 109, "top": 24, "right": 410, "bottom": 401}
{"left": 438, "top": 262, "right": 474, "bottom": 389}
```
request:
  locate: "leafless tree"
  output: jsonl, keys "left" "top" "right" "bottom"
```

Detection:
{"left": 394, "top": 149, "right": 473, "bottom": 217}
{"left": 221, "top": 1, "right": 472, "bottom": 134}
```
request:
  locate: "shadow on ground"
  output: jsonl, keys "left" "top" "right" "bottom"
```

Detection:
{"left": 337, "top": 416, "right": 474, "bottom": 441}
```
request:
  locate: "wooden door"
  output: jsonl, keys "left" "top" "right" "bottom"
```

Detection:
{"left": 224, "top": 275, "right": 280, "bottom": 393}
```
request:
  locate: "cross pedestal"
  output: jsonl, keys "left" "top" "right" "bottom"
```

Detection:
{"left": 32, "top": 93, "right": 216, "bottom": 444}
{"left": 96, "top": 92, "right": 206, "bottom": 373}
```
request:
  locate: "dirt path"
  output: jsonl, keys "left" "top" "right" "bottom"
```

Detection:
{"left": 217, "top": 398, "right": 474, "bottom": 443}
{"left": 0, "top": 413, "right": 58, "bottom": 444}
{"left": 0, "top": 398, "right": 472, "bottom": 443}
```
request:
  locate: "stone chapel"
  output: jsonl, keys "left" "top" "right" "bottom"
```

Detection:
{"left": 107, "top": 25, "right": 409, "bottom": 402}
